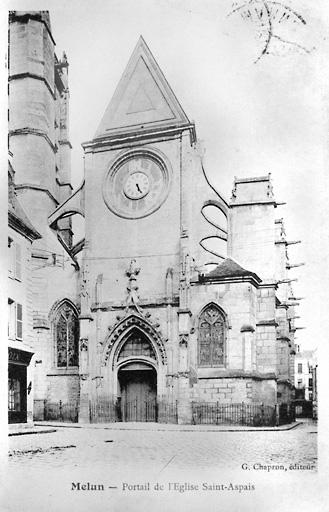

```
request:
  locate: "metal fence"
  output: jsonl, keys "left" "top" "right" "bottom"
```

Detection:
{"left": 158, "top": 400, "right": 178, "bottom": 424}
{"left": 192, "top": 402, "right": 277, "bottom": 426}
{"left": 89, "top": 397, "right": 178, "bottom": 424}
{"left": 279, "top": 402, "right": 296, "bottom": 424}
{"left": 33, "top": 399, "right": 79, "bottom": 422}
{"left": 34, "top": 398, "right": 294, "bottom": 426}
{"left": 89, "top": 397, "right": 118, "bottom": 423}
{"left": 121, "top": 398, "right": 157, "bottom": 422}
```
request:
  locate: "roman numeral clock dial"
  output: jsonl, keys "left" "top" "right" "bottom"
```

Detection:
{"left": 103, "top": 150, "right": 171, "bottom": 219}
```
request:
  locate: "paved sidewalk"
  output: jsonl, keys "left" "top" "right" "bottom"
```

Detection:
{"left": 34, "top": 420, "right": 302, "bottom": 432}
{"left": 9, "top": 426, "right": 57, "bottom": 436}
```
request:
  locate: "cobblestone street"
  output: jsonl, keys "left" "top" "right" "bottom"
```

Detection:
{"left": 3, "top": 420, "right": 322, "bottom": 512}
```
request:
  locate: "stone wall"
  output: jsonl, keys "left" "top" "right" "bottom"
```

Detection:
{"left": 191, "top": 378, "right": 253, "bottom": 403}
{"left": 47, "top": 374, "right": 80, "bottom": 403}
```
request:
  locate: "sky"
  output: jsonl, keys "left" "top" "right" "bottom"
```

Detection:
{"left": 3, "top": 0, "right": 329, "bottom": 351}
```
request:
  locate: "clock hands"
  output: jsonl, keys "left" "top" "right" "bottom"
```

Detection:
{"left": 136, "top": 183, "right": 142, "bottom": 194}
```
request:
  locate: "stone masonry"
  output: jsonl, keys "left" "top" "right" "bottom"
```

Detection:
{"left": 8, "top": 11, "right": 298, "bottom": 424}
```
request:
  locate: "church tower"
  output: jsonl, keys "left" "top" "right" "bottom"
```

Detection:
{"left": 8, "top": 12, "right": 79, "bottom": 412}
{"left": 74, "top": 37, "right": 226, "bottom": 422}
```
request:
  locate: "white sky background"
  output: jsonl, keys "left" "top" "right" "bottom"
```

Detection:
{"left": 5, "top": 0, "right": 329, "bottom": 351}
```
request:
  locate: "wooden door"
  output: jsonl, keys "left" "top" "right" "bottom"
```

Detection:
{"left": 120, "top": 369, "right": 157, "bottom": 421}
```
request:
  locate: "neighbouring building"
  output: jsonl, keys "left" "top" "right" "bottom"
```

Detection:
{"left": 312, "top": 362, "right": 318, "bottom": 420}
{"left": 294, "top": 347, "right": 317, "bottom": 418}
{"left": 8, "top": 10, "right": 301, "bottom": 425}
{"left": 8, "top": 154, "right": 41, "bottom": 424}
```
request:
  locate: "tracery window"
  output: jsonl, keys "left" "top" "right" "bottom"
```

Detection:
{"left": 118, "top": 330, "right": 156, "bottom": 361}
{"left": 198, "top": 304, "right": 226, "bottom": 367}
{"left": 55, "top": 303, "right": 79, "bottom": 368}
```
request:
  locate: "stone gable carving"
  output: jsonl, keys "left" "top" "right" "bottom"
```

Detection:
{"left": 80, "top": 337, "right": 88, "bottom": 351}
{"left": 103, "top": 313, "right": 167, "bottom": 368}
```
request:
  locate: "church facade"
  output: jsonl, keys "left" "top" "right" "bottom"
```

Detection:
{"left": 8, "top": 11, "right": 298, "bottom": 425}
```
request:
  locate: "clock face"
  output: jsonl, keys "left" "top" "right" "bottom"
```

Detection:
{"left": 103, "top": 151, "right": 171, "bottom": 219}
{"left": 124, "top": 172, "right": 150, "bottom": 200}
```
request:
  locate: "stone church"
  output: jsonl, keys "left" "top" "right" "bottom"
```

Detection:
{"left": 8, "top": 11, "right": 298, "bottom": 425}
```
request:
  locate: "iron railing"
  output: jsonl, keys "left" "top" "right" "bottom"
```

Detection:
{"left": 34, "top": 398, "right": 294, "bottom": 426}
{"left": 192, "top": 402, "right": 277, "bottom": 426}
{"left": 33, "top": 399, "right": 79, "bottom": 422}
{"left": 158, "top": 400, "right": 178, "bottom": 424}
{"left": 279, "top": 402, "right": 296, "bottom": 424}
{"left": 121, "top": 398, "right": 157, "bottom": 422}
{"left": 89, "top": 397, "right": 178, "bottom": 423}
{"left": 89, "top": 397, "right": 118, "bottom": 423}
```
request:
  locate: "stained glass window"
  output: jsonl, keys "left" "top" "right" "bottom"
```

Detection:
{"left": 198, "top": 305, "right": 225, "bottom": 367}
{"left": 118, "top": 330, "right": 156, "bottom": 361}
{"left": 55, "top": 303, "right": 79, "bottom": 367}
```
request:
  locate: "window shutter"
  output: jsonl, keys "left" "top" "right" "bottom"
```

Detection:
{"left": 8, "top": 239, "right": 15, "bottom": 277}
{"left": 15, "top": 243, "right": 22, "bottom": 280}
{"left": 16, "top": 303, "right": 23, "bottom": 340}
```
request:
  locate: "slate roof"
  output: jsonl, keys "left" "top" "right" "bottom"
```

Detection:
{"left": 204, "top": 258, "right": 261, "bottom": 283}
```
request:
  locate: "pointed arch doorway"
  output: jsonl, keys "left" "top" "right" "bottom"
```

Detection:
{"left": 116, "top": 328, "right": 158, "bottom": 422}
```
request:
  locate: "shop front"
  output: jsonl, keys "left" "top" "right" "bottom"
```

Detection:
{"left": 8, "top": 346, "right": 34, "bottom": 424}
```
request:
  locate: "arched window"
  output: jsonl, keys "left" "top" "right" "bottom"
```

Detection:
{"left": 198, "top": 304, "right": 226, "bottom": 367}
{"left": 54, "top": 302, "right": 79, "bottom": 368}
{"left": 118, "top": 329, "right": 156, "bottom": 361}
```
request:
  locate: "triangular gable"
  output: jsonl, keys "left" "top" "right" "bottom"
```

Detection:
{"left": 94, "top": 36, "right": 189, "bottom": 139}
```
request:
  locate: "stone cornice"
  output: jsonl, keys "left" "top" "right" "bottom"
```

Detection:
{"left": 15, "top": 184, "right": 59, "bottom": 205}
{"left": 177, "top": 308, "right": 192, "bottom": 316}
{"left": 276, "top": 336, "right": 291, "bottom": 343}
{"left": 256, "top": 320, "right": 278, "bottom": 327}
{"left": 234, "top": 175, "right": 270, "bottom": 184}
{"left": 71, "top": 238, "right": 85, "bottom": 257}
{"left": 8, "top": 210, "right": 41, "bottom": 241}
{"left": 79, "top": 314, "right": 94, "bottom": 321}
{"left": 276, "top": 303, "right": 289, "bottom": 310}
{"left": 240, "top": 324, "right": 255, "bottom": 333}
{"left": 33, "top": 315, "right": 50, "bottom": 330}
{"left": 9, "top": 12, "right": 56, "bottom": 45}
{"left": 194, "top": 274, "right": 261, "bottom": 288}
{"left": 58, "top": 139, "right": 73, "bottom": 149}
{"left": 230, "top": 200, "right": 277, "bottom": 208}
{"left": 9, "top": 127, "right": 57, "bottom": 153}
{"left": 9, "top": 72, "right": 55, "bottom": 99}
{"left": 47, "top": 369, "right": 79, "bottom": 376}
{"left": 198, "top": 369, "right": 277, "bottom": 381}
{"left": 259, "top": 282, "right": 277, "bottom": 289}
{"left": 82, "top": 123, "right": 196, "bottom": 152}
{"left": 91, "top": 296, "right": 179, "bottom": 311}
{"left": 55, "top": 177, "right": 73, "bottom": 191}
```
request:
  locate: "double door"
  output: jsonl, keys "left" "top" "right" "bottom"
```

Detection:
{"left": 119, "top": 368, "right": 157, "bottom": 422}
